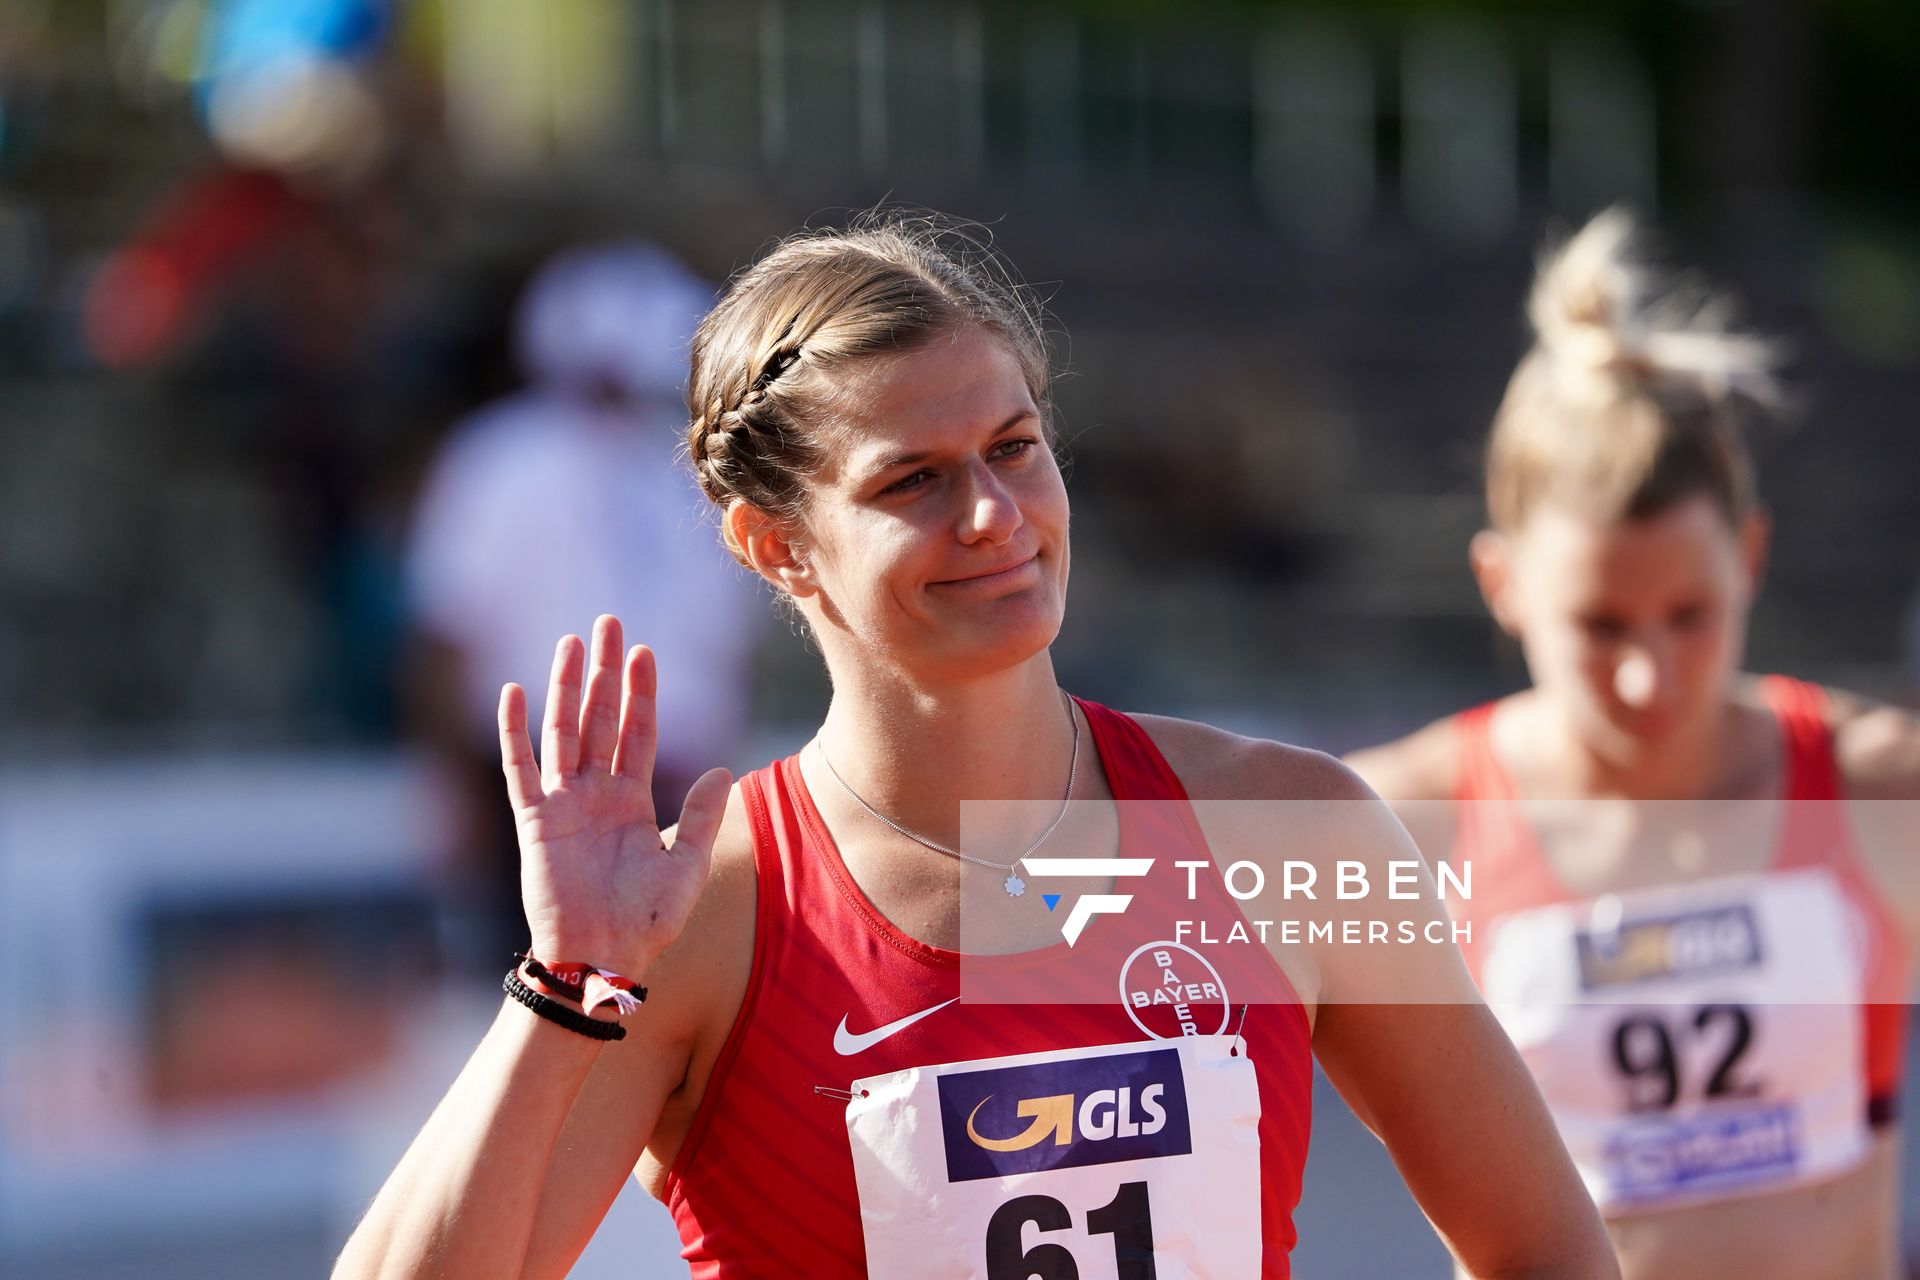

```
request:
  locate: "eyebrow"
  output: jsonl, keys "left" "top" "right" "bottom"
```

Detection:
{"left": 861, "top": 411, "right": 1038, "bottom": 476}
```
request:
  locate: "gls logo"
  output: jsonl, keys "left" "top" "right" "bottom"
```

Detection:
{"left": 964, "top": 1084, "right": 1169, "bottom": 1152}
{"left": 937, "top": 1047, "right": 1192, "bottom": 1183}
{"left": 1024, "top": 857, "right": 1155, "bottom": 945}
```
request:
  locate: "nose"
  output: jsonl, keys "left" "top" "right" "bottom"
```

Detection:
{"left": 1612, "top": 642, "right": 1672, "bottom": 710}
{"left": 954, "top": 459, "right": 1023, "bottom": 546}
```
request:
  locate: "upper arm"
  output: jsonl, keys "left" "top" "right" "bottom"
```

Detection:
{"left": 1147, "top": 722, "right": 1613, "bottom": 1277}
{"left": 518, "top": 792, "right": 758, "bottom": 1279}
{"left": 1227, "top": 746, "right": 1481, "bottom": 1008}
{"left": 1313, "top": 1000, "right": 1613, "bottom": 1278}
{"left": 1282, "top": 763, "right": 1610, "bottom": 1277}
{"left": 1133, "top": 717, "right": 1481, "bottom": 1012}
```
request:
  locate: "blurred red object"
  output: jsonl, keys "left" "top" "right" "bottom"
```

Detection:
{"left": 83, "top": 166, "right": 305, "bottom": 367}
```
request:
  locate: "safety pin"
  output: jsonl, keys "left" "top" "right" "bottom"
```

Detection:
{"left": 813, "top": 1084, "right": 868, "bottom": 1101}
{"left": 1229, "top": 1003, "right": 1249, "bottom": 1057}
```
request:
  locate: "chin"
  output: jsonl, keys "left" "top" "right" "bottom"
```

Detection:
{"left": 931, "top": 603, "right": 1063, "bottom": 678}
{"left": 1602, "top": 709, "right": 1686, "bottom": 752}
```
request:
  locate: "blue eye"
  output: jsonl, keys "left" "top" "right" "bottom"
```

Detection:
{"left": 993, "top": 438, "right": 1038, "bottom": 460}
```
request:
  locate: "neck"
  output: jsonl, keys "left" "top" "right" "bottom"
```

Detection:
{"left": 814, "top": 653, "right": 1080, "bottom": 846}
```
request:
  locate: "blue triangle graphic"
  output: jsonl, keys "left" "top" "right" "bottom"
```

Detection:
{"left": 1043, "top": 894, "right": 1062, "bottom": 911}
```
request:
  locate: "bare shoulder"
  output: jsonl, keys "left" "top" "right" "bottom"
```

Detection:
{"left": 1821, "top": 689, "right": 1920, "bottom": 942}
{"left": 1133, "top": 712, "right": 1477, "bottom": 1015}
{"left": 1824, "top": 688, "right": 1920, "bottom": 801}
{"left": 1128, "top": 711, "right": 1373, "bottom": 802}
{"left": 1341, "top": 715, "right": 1462, "bottom": 804}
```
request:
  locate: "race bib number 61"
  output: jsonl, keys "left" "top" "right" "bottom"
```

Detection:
{"left": 846, "top": 1036, "right": 1260, "bottom": 1279}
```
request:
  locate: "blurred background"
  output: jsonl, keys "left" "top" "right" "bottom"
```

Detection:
{"left": 0, "top": 0, "right": 1916, "bottom": 1275}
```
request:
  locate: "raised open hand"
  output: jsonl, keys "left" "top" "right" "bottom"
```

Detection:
{"left": 499, "top": 614, "right": 732, "bottom": 980}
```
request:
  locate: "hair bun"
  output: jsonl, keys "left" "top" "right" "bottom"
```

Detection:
{"left": 1528, "top": 207, "right": 1779, "bottom": 407}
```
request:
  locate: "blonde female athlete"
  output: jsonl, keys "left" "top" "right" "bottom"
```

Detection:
{"left": 1348, "top": 210, "right": 1920, "bottom": 1280}
{"left": 335, "top": 216, "right": 1615, "bottom": 1279}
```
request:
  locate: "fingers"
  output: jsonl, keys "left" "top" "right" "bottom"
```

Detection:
{"left": 578, "top": 615, "right": 625, "bottom": 772}
{"left": 670, "top": 767, "right": 735, "bottom": 858}
{"left": 499, "top": 683, "right": 542, "bottom": 811}
{"left": 540, "top": 634, "right": 586, "bottom": 791}
{"left": 611, "top": 644, "right": 659, "bottom": 784}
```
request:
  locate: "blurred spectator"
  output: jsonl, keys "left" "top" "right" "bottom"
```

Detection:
{"left": 403, "top": 242, "right": 762, "bottom": 968}
{"left": 75, "top": 0, "right": 438, "bottom": 738}
{"left": 86, "top": 0, "right": 399, "bottom": 370}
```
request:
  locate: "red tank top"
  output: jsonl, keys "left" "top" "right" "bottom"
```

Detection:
{"left": 664, "top": 698, "right": 1315, "bottom": 1277}
{"left": 1450, "top": 675, "right": 1911, "bottom": 1119}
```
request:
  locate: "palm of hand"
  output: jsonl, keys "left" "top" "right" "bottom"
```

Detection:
{"left": 500, "top": 616, "right": 732, "bottom": 979}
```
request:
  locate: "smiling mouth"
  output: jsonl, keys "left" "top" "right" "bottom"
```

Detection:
{"left": 933, "top": 554, "right": 1039, "bottom": 586}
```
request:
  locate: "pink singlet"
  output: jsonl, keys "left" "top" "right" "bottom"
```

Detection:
{"left": 1450, "top": 676, "right": 1910, "bottom": 1211}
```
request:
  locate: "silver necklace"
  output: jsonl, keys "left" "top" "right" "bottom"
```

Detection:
{"left": 816, "top": 691, "right": 1079, "bottom": 897}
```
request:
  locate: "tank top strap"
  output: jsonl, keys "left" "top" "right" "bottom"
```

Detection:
{"left": 739, "top": 761, "right": 789, "bottom": 905}
{"left": 1759, "top": 675, "right": 1847, "bottom": 803}
{"left": 1451, "top": 701, "right": 1518, "bottom": 804}
{"left": 1446, "top": 702, "right": 1572, "bottom": 980}
{"left": 1759, "top": 675, "right": 1852, "bottom": 878}
{"left": 1073, "top": 696, "right": 1191, "bottom": 803}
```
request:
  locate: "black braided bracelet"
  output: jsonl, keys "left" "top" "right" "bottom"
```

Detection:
{"left": 503, "top": 970, "right": 626, "bottom": 1042}
{"left": 518, "top": 955, "right": 586, "bottom": 1002}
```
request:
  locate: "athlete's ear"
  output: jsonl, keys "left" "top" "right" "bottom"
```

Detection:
{"left": 728, "top": 500, "right": 820, "bottom": 599}
{"left": 1737, "top": 506, "right": 1771, "bottom": 603}
{"left": 1469, "top": 527, "right": 1521, "bottom": 638}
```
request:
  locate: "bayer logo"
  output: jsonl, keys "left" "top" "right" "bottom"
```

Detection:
{"left": 1118, "top": 940, "right": 1231, "bottom": 1039}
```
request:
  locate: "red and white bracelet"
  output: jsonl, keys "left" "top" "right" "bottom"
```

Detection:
{"left": 519, "top": 954, "right": 649, "bottom": 1017}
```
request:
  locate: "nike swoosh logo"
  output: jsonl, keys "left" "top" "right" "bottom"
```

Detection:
{"left": 833, "top": 997, "right": 960, "bottom": 1056}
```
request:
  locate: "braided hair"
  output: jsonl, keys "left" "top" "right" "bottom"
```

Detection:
{"left": 686, "top": 212, "right": 1052, "bottom": 564}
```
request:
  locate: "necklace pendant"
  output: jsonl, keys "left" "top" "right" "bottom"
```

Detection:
{"left": 1004, "top": 874, "right": 1025, "bottom": 897}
